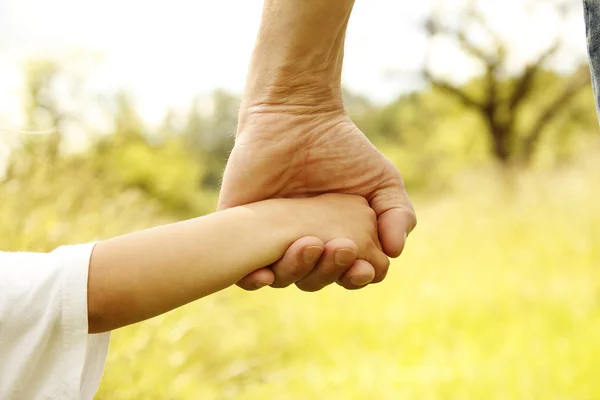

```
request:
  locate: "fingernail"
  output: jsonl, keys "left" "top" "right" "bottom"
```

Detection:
{"left": 255, "top": 281, "right": 271, "bottom": 289}
{"left": 303, "top": 246, "right": 323, "bottom": 265}
{"left": 334, "top": 248, "right": 357, "bottom": 266}
{"left": 350, "top": 276, "right": 372, "bottom": 286}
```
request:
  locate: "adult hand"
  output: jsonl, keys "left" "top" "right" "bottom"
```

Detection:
{"left": 219, "top": 0, "right": 416, "bottom": 291}
{"left": 218, "top": 103, "right": 416, "bottom": 292}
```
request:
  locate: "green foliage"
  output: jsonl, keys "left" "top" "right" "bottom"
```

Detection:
{"left": 0, "top": 148, "right": 167, "bottom": 252}
{"left": 348, "top": 69, "right": 598, "bottom": 190}
{"left": 92, "top": 134, "right": 208, "bottom": 217}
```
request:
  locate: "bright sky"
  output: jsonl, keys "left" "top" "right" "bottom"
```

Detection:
{"left": 0, "top": 0, "right": 589, "bottom": 128}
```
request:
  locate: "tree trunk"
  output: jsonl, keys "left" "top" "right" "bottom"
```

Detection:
{"left": 489, "top": 123, "right": 511, "bottom": 164}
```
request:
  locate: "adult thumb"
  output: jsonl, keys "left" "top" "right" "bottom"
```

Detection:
{"left": 370, "top": 186, "right": 417, "bottom": 258}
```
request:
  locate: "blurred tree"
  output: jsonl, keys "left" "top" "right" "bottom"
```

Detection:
{"left": 183, "top": 90, "right": 238, "bottom": 189}
{"left": 422, "top": 0, "right": 592, "bottom": 165}
{"left": 89, "top": 93, "right": 208, "bottom": 217}
{"left": 24, "top": 60, "right": 64, "bottom": 130}
{"left": 110, "top": 92, "right": 146, "bottom": 140}
{"left": 22, "top": 60, "right": 68, "bottom": 161}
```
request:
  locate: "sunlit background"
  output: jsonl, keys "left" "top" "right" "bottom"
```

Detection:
{"left": 1, "top": 0, "right": 599, "bottom": 398}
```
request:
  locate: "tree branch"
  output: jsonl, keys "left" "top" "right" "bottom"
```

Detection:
{"left": 423, "top": 69, "right": 484, "bottom": 109}
{"left": 522, "top": 68, "right": 591, "bottom": 159}
{"left": 422, "top": 16, "right": 486, "bottom": 110}
{"left": 455, "top": 30, "right": 495, "bottom": 65}
{"left": 508, "top": 40, "right": 561, "bottom": 112}
{"left": 464, "top": 0, "right": 505, "bottom": 62}
{"left": 424, "top": 15, "right": 495, "bottom": 66}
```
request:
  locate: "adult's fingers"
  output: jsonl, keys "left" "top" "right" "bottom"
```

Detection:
{"left": 236, "top": 236, "right": 324, "bottom": 290}
{"left": 336, "top": 259, "right": 376, "bottom": 290}
{"left": 236, "top": 268, "right": 275, "bottom": 291}
{"left": 369, "top": 177, "right": 417, "bottom": 258}
{"left": 377, "top": 208, "right": 416, "bottom": 258}
{"left": 295, "top": 238, "right": 362, "bottom": 292}
{"left": 270, "top": 236, "right": 325, "bottom": 288}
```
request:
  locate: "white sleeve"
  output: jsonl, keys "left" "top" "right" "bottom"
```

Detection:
{"left": 0, "top": 243, "right": 110, "bottom": 400}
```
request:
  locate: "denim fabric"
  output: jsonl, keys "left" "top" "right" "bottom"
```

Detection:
{"left": 584, "top": 0, "right": 600, "bottom": 118}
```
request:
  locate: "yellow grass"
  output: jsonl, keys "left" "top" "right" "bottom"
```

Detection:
{"left": 95, "top": 157, "right": 600, "bottom": 399}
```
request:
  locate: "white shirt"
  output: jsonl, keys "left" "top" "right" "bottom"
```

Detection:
{"left": 0, "top": 243, "right": 110, "bottom": 400}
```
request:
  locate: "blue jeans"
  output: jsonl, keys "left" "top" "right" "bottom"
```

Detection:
{"left": 584, "top": 0, "right": 600, "bottom": 116}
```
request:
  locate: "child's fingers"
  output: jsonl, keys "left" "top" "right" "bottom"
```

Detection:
{"left": 270, "top": 236, "right": 325, "bottom": 288}
{"left": 295, "top": 238, "right": 359, "bottom": 292}
{"left": 336, "top": 259, "right": 376, "bottom": 290}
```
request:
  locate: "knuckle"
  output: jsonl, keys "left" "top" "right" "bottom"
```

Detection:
{"left": 410, "top": 210, "right": 418, "bottom": 231}
{"left": 300, "top": 268, "right": 342, "bottom": 290}
{"left": 318, "top": 268, "right": 343, "bottom": 283}
{"left": 286, "top": 262, "right": 310, "bottom": 279}
{"left": 371, "top": 258, "right": 390, "bottom": 284}
{"left": 367, "top": 238, "right": 382, "bottom": 254}
{"left": 275, "top": 260, "right": 311, "bottom": 282}
{"left": 382, "top": 256, "right": 391, "bottom": 270}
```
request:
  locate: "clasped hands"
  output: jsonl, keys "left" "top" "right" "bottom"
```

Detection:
{"left": 218, "top": 100, "right": 417, "bottom": 292}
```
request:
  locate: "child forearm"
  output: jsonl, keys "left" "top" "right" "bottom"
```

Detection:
{"left": 87, "top": 201, "right": 297, "bottom": 333}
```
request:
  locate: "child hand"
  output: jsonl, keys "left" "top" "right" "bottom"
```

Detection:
{"left": 281, "top": 194, "right": 390, "bottom": 291}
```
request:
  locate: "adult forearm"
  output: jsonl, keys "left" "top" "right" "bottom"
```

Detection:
{"left": 242, "top": 0, "right": 355, "bottom": 109}
{"left": 87, "top": 203, "right": 296, "bottom": 333}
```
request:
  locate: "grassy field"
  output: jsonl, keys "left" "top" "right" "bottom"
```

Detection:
{"left": 93, "top": 159, "right": 600, "bottom": 400}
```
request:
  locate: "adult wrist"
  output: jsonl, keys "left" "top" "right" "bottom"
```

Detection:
{"left": 240, "top": 0, "right": 354, "bottom": 112}
{"left": 241, "top": 60, "right": 344, "bottom": 112}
